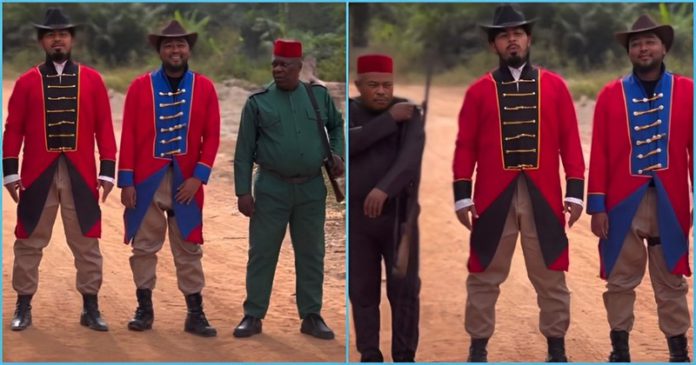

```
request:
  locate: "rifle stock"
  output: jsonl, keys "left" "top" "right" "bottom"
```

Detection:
{"left": 303, "top": 82, "right": 345, "bottom": 203}
{"left": 324, "top": 159, "right": 345, "bottom": 203}
{"left": 391, "top": 62, "right": 432, "bottom": 278}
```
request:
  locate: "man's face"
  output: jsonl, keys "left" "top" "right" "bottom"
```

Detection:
{"left": 159, "top": 37, "right": 190, "bottom": 72}
{"left": 272, "top": 56, "right": 302, "bottom": 90}
{"left": 491, "top": 26, "right": 531, "bottom": 68}
{"left": 355, "top": 72, "right": 394, "bottom": 111}
{"left": 40, "top": 29, "right": 73, "bottom": 63}
{"left": 628, "top": 32, "right": 665, "bottom": 73}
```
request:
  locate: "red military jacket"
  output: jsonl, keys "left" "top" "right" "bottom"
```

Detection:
{"left": 588, "top": 70, "right": 693, "bottom": 278}
{"left": 453, "top": 65, "right": 585, "bottom": 272}
{"left": 117, "top": 67, "right": 220, "bottom": 244}
{"left": 3, "top": 60, "right": 116, "bottom": 238}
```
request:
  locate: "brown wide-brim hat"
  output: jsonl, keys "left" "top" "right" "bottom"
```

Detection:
{"left": 148, "top": 20, "right": 198, "bottom": 50}
{"left": 615, "top": 14, "right": 674, "bottom": 52}
{"left": 33, "top": 8, "right": 78, "bottom": 31}
{"left": 479, "top": 4, "right": 536, "bottom": 31}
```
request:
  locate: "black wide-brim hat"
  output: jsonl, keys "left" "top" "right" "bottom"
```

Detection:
{"left": 615, "top": 14, "right": 674, "bottom": 52}
{"left": 148, "top": 20, "right": 198, "bottom": 50}
{"left": 479, "top": 4, "right": 536, "bottom": 31}
{"left": 33, "top": 8, "right": 78, "bottom": 31}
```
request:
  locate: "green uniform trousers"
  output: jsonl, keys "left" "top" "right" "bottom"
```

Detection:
{"left": 244, "top": 170, "right": 327, "bottom": 319}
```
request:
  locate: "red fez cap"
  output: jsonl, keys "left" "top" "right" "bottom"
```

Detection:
{"left": 357, "top": 54, "right": 393, "bottom": 74}
{"left": 273, "top": 39, "right": 302, "bottom": 58}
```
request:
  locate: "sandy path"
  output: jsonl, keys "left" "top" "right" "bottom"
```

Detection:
{"left": 2, "top": 80, "right": 346, "bottom": 362}
{"left": 348, "top": 83, "right": 693, "bottom": 362}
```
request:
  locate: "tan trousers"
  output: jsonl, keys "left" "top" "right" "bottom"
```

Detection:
{"left": 13, "top": 157, "right": 103, "bottom": 295}
{"left": 466, "top": 177, "right": 570, "bottom": 339}
{"left": 130, "top": 167, "right": 205, "bottom": 295}
{"left": 604, "top": 188, "right": 690, "bottom": 337}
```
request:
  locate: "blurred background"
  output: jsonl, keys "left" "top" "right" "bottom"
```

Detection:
{"left": 4, "top": 3, "right": 346, "bottom": 91}
{"left": 350, "top": 3, "right": 692, "bottom": 99}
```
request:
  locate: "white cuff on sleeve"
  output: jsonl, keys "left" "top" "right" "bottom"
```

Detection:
{"left": 98, "top": 175, "right": 116, "bottom": 184}
{"left": 455, "top": 198, "right": 475, "bottom": 211}
{"left": 3, "top": 174, "right": 20, "bottom": 186}
{"left": 564, "top": 197, "right": 584, "bottom": 208}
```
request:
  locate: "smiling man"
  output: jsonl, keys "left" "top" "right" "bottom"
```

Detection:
{"left": 3, "top": 8, "right": 116, "bottom": 332}
{"left": 588, "top": 15, "right": 692, "bottom": 362}
{"left": 117, "top": 20, "right": 220, "bottom": 337}
{"left": 452, "top": 4, "right": 585, "bottom": 361}
{"left": 233, "top": 39, "right": 345, "bottom": 339}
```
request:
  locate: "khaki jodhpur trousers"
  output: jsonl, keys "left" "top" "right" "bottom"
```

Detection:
{"left": 466, "top": 177, "right": 570, "bottom": 339}
{"left": 604, "top": 188, "right": 690, "bottom": 337}
{"left": 13, "top": 157, "right": 103, "bottom": 295}
{"left": 130, "top": 167, "right": 205, "bottom": 295}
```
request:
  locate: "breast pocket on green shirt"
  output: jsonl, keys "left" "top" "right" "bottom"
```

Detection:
{"left": 305, "top": 109, "right": 328, "bottom": 128}
{"left": 258, "top": 111, "right": 282, "bottom": 135}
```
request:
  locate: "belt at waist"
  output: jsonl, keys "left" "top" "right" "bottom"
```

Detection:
{"left": 260, "top": 168, "right": 321, "bottom": 184}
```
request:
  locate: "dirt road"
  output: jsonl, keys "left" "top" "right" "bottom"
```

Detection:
{"left": 347, "top": 83, "right": 693, "bottom": 362}
{"left": 2, "top": 80, "right": 346, "bottom": 362}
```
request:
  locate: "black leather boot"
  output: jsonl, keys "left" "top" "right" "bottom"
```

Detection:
{"left": 468, "top": 338, "right": 489, "bottom": 362}
{"left": 608, "top": 330, "right": 630, "bottom": 362}
{"left": 10, "top": 295, "right": 32, "bottom": 331}
{"left": 184, "top": 293, "right": 217, "bottom": 337}
{"left": 80, "top": 294, "right": 109, "bottom": 331}
{"left": 546, "top": 337, "right": 568, "bottom": 362}
{"left": 667, "top": 334, "right": 690, "bottom": 362}
{"left": 128, "top": 289, "right": 154, "bottom": 331}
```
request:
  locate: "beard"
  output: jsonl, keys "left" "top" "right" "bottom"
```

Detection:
{"left": 505, "top": 54, "right": 525, "bottom": 68}
{"left": 47, "top": 50, "right": 70, "bottom": 63}
{"left": 163, "top": 61, "right": 187, "bottom": 74}
{"left": 632, "top": 58, "right": 662, "bottom": 75}
{"left": 500, "top": 49, "right": 529, "bottom": 69}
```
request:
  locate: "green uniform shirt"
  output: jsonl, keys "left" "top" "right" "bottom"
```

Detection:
{"left": 234, "top": 81, "right": 345, "bottom": 196}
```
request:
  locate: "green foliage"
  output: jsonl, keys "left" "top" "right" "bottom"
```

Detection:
{"left": 4, "top": 3, "right": 346, "bottom": 86}
{"left": 351, "top": 3, "right": 693, "bottom": 98}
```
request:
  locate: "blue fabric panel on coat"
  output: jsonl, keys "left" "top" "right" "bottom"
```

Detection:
{"left": 172, "top": 159, "right": 203, "bottom": 240}
{"left": 653, "top": 176, "right": 688, "bottom": 272}
{"left": 622, "top": 72, "right": 672, "bottom": 176}
{"left": 124, "top": 165, "right": 168, "bottom": 243}
{"left": 587, "top": 193, "right": 606, "bottom": 214}
{"left": 151, "top": 68, "right": 194, "bottom": 159}
{"left": 601, "top": 183, "right": 648, "bottom": 277}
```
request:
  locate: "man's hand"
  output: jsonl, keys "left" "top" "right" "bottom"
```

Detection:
{"left": 121, "top": 186, "right": 136, "bottom": 209}
{"left": 591, "top": 212, "right": 609, "bottom": 239}
{"left": 330, "top": 153, "right": 345, "bottom": 177}
{"left": 389, "top": 102, "right": 416, "bottom": 122}
{"left": 238, "top": 194, "right": 255, "bottom": 217}
{"left": 363, "top": 188, "right": 388, "bottom": 218}
{"left": 564, "top": 201, "right": 582, "bottom": 228}
{"left": 456, "top": 205, "right": 479, "bottom": 231}
{"left": 4, "top": 180, "right": 24, "bottom": 203}
{"left": 98, "top": 180, "right": 114, "bottom": 203}
{"left": 175, "top": 177, "right": 202, "bottom": 205}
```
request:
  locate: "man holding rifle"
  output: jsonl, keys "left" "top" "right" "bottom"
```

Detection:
{"left": 233, "top": 39, "right": 345, "bottom": 339}
{"left": 349, "top": 54, "right": 425, "bottom": 362}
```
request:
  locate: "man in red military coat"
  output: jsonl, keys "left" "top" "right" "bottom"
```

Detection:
{"left": 452, "top": 4, "right": 585, "bottom": 361}
{"left": 3, "top": 8, "right": 116, "bottom": 332}
{"left": 118, "top": 20, "right": 220, "bottom": 337}
{"left": 587, "top": 15, "right": 692, "bottom": 362}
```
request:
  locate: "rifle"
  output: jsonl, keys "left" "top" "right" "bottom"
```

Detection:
{"left": 392, "top": 64, "right": 432, "bottom": 279}
{"left": 303, "top": 82, "right": 345, "bottom": 203}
